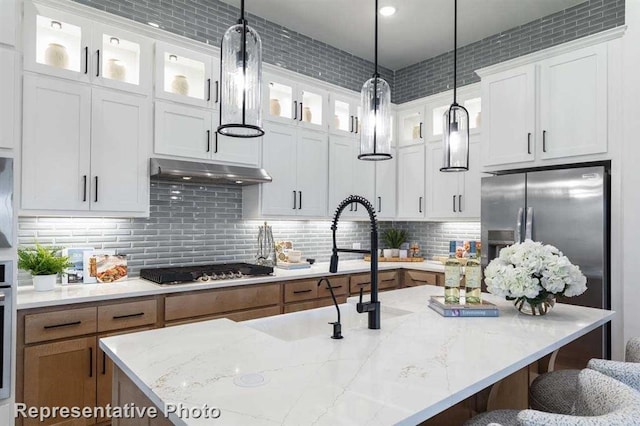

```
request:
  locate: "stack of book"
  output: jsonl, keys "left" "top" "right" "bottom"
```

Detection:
{"left": 428, "top": 296, "right": 500, "bottom": 317}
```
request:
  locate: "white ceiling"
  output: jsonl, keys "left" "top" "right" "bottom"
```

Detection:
{"left": 222, "top": 0, "right": 585, "bottom": 70}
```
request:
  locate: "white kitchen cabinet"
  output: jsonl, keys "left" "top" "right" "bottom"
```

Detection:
{"left": 397, "top": 144, "right": 425, "bottom": 219}
{"left": 90, "top": 88, "right": 149, "bottom": 212}
{"left": 0, "top": 0, "right": 16, "bottom": 46}
{"left": 329, "top": 93, "right": 361, "bottom": 137}
{"left": 154, "top": 42, "right": 219, "bottom": 108}
{"left": 481, "top": 64, "right": 536, "bottom": 167}
{"left": 374, "top": 148, "right": 397, "bottom": 219}
{"left": 328, "top": 135, "right": 375, "bottom": 219}
{"left": 397, "top": 106, "right": 426, "bottom": 146}
{"left": 257, "top": 122, "right": 327, "bottom": 217}
{"left": 426, "top": 138, "right": 481, "bottom": 220}
{"left": 0, "top": 48, "right": 15, "bottom": 148}
{"left": 539, "top": 44, "right": 607, "bottom": 159}
{"left": 154, "top": 101, "right": 259, "bottom": 166}
{"left": 23, "top": 2, "right": 152, "bottom": 94}
{"left": 22, "top": 74, "right": 150, "bottom": 214}
{"left": 263, "top": 72, "right": 327, "bottom": 131}
{"left": 426, "top": 89, "right": 482, "bottom": 143}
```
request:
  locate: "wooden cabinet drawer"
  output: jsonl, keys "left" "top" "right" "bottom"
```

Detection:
{"left": 317, "top": 276, "right": 348, "bottom": 298}
{"left": 166, "top": 306, "right": 282, "bottom": 326}
{"left": 165, "top": 284, "right": 281, "bottom": 322}
{"left": 405, "top": 270, "right": 439, "bottom": 287}
{"left": 284, "top": 295, "right": 347, "bottom": 314}
{"left": 284, "top": 279, "right": 319, "bottom": 303}
{"left": 350, "top": 271, "right": 398, "bottom": 294}
{"left": 25, "top": 307, "right": 97, "bottom": 344}
{"left": 98, "top": 299, "right": 158, "bottom": 333}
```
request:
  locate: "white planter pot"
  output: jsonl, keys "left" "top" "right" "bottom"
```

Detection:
{"left": 32, "top": 274, "right": 57, "bottom": 292}
{"left": 399, "top": 249, "right": 408, "bottom": 259}
{"left": 382, "top": 249, "right": 393, "bottom": 258}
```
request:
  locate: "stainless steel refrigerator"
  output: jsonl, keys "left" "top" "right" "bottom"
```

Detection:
{"left": 481, "top": 164, "right": 610, "bottom": 369}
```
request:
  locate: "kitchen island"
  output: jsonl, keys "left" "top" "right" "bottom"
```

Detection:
{"left": 100, "top": 285, "right": 614, "bottom": 425}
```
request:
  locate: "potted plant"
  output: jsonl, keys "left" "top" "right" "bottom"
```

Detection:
{"left": 381, "top": 228, "right": 408, "bottom": 258}
{"left": 18, "top": 244, "right": 72, "bottom": 292}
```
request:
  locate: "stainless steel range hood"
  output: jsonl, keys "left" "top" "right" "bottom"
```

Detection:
{"left": 150, "top": 158, "right": 272, "bottom": 185}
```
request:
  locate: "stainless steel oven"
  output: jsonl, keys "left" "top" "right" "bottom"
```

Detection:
{"left": 0, "top": 262, "right": 12, "bottom": 400}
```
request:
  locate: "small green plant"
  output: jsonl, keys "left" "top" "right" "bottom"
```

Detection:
{"left": 18, "top": 244, "right": 72, "bottom": 276}
{"left": 381, "top": 228, "right": 408, "bottom": 249}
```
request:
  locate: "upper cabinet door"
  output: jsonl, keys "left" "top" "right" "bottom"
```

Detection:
{"left": 23, "top": 3, "right": 92, "bottom": 82}
{"left": 0, "top": 48, "right": 15, "bottom": 149}
{"left": 297, "top": 84, "right": 327, "bottom": 131}
{"left": 155, "top": 42, "right": 216, "bottom": 108}
{"left": 154, "top": 101, "right": 211, "bottom": 160}
{"left": 328, "top": 135, "right": 354, "bottom": 216}
{"left": 481, "top": 64, "right": 535, "bottom": 166}
{"left": 539, "top": 44, "right": 607, "bottom": 159}
{"left": 397, "top": 106, "right": 425, "bottom": 146}
{"left": 296, "top": 129, "right": 328, "bottom": 217}
{"left": 264, "top": 73, "right": 296, "bottom": 125}
{"left": 329, "top": 94, "right": 359, "bottom": 137}
{"left": 375, "top": 149, "right": 396, "bottom": 219}
{"left": 458, "top": 138, "right": 481, "bottom": 219}
{"left": 91, "top": 24, "right": 152, "bottom": 95}
{"left": 22, "top": 75, "right": 91, "bottom": 211}
{"left": 212, "top": 113, "right": 261, "bottom": 166}
{"left": 0, "top": 0, "right": 16, "bottom": 46}
{"left": 425, "top": 142, "right": 460, "bottom": 219}
{"left": 90, "top": 88, "right": 149, "bottom": 213}
{"left": 261, "top": 122, "right": 298, "bottom": 216}
{"left": 397, "top": 144, "right": 425, "bottom": 219}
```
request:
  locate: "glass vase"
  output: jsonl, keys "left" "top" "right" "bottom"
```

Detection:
{"left": 514, "top": 295, "right": 556, "bottom": 316}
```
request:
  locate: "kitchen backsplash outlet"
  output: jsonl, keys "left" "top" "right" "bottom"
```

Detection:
{"left": 17, "top": 180, "right": 479, "bottom": 285}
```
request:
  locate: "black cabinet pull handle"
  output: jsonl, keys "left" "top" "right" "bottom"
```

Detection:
{"left": 349, "top": 203, "right": 353, "bottom": 212}
{"left": 214, "top": 132, "right": 218, "bottom": 153}
{"left": 458, "top": 195, "right": 462, "bottom": 213}
{"left": 94, "top": 176, "right": 99, "bottom": 203}
{"left": 102, "top": 351, "right": 106, "bottom": 375}
{"left": 542, "top": 130, "right": 547, "bottom": 152}
{"left": 206, "top": 78, "right": 211, "bottom": 101}
{"left": 82, "top": 175, "right": 87, "bottom": 202}
{"left": 293, "top": 101, "right": 298, "bottom": 120}
{"left": 112, "top": 312, "right": 145, "bottom": 320}
{"left": 44, "top": 320, "right": 81, "bottom": 330}
{"left": 419, "top": 122, "right": 423, "bottom": 139}
{"left": 354, "top": 203, "right": 358, "bottom": 212}
{"left": 89, "top": 347, "right": 93, "bottom": 378}
{"left": 527, "top": 133, "right": 532, "bottom": 154}
{"left": 84, "top": 47, "right": 89, "bottom": 74}
{"left": 215, "top": 81, "right": 219, "bottom": 103}
{"left": 350, "top": 115, "right": 354, "bottom": 132}
{"left": 419, "top": 196, "right": 423, "bottom": 213}
{"left": 298, "top": 191, "right": 302, "bottom": 210}
{"left": 292, "top": 191, "right": 297, "bottom": 210}
{"left": 355, "top": 117, "right": 359, "bottom": 133}
{"left": 96, "top": 49, "right": 100, "bottom": 77}
{"left": 378, "top": 196, "right": 381, "bottom": 213}
{"left": 206, "top": 130, "right": 211, "bottom": 152}
{"left": 299, "top": 102, "right": 303, "bottom": 122}
{"left": 293, "top": 289, "right": 312, "bottom": 294}
{"left": 453, "top": 195, "right": 456, "bottom": 213}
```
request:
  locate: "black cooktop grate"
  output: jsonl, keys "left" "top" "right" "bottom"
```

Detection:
{"left": 139, "top": 263, "right": 274, "bottom": 284}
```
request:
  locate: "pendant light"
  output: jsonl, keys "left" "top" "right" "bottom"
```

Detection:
{"left": 217, "top": 0, "right": 264, "bottom": 138}
{"left": 358, "top": 0, "right": 392, "bottom": 161}
{"left": 441, "top": 0, "right": 469, "bottom": 172}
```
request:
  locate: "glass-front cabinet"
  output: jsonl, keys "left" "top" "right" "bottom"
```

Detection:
{"left": 24, "top": 2, "right": 152, "bottom": 94}
{"left": 154, "top": 42, "right": 219, "bottom": 108}
{"left": 329, "top": 93, "right": 361, "bottom": 137}
{"left": 397, "top": 106, "right": 426, "bottom": 146}
{"left": 263, "top": 72, "right": 327, "bottom": 131}
{"left": 427, "top": 87, "right": 482, "bottom": 142}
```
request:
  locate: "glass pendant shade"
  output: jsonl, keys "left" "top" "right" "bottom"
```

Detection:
{"left": 358, "top": 76, "right": 392, "bottom": 160}
{"left": 440, "top": 104, "right": 469, "bottom": 171}
{"left": 217, "top": 21, "right": 264, "bottom": 138}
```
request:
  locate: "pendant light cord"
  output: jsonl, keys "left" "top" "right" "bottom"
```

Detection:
{"left": 453, "top": 0, "right": 457, "bottom": 103}
{"left": 374, "top": 0, "right": 379, "bottom": 78}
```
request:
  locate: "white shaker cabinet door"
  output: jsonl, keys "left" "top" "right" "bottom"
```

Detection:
{"left": 397, "top": 144, "right": 425, "bottom": 219}
{"left": 351, "top": 146, "right": 376, "bottom": 218}
{"left": 212, "top": 113, "right": 261, "bottom": 166}
{"left": 90, "top": 88, "right": 149, "bottom": 213}
{"left": 296, "top": 128, "right": 328, "bottom": 217}
{"left": 261, "top": 122, "right": 298, "bottom": 216}
{"left": 328, "top": 135, "right": 354, "bottom": 216}
{"left": 0, "top": 48, "right": 15, "bottom": 149}
{"left": 375, "top": 149, "right": 396, "bottom": 219}
{"left": 458, "top": 139, "right": 481, "bottom": 219}
{"left": 539, "top": 44, "right": 607, "bottom": 159}
{"left": 481, "top": 64, "right": 535, "bottom": 167}
{"left": 154, "top": 101, "right": 211, "bottom": 160}
{"left": 426, "top": 142, "right": 460, "bottom": 219}
{"left": 22, "top": 74, "right": 91, "bottom": 211}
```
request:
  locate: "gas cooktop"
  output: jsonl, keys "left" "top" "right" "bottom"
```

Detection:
{"left": 139, "top": 263, "right": 274, "bottom": 285}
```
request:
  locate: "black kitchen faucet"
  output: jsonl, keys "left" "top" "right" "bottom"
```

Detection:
{"left": 329, "top": 195, "right": 381, "bottom": 330}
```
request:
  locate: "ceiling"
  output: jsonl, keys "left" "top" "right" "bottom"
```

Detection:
{"left": 221, "top": 0, "right": 585, "bottom": 70}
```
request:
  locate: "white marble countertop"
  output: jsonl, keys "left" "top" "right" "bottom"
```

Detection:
{"left": 100, "top": 285, "right": 614, "bottom": 426}
{"left": 16, "top": 260, "right": 444, "bottom": 310}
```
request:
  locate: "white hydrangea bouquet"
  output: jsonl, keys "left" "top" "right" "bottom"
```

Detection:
{"left": 485, "top": 240, "right": 587, "bottom": 315}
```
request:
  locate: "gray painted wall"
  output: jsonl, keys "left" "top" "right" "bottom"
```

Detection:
{"left": 17, "top": 181, "right": 479, "bottom": 284}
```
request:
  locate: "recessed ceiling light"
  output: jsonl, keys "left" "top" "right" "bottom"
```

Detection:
{"left": 379, "top": 6, "right": 396, "bottom": 17}
{"left": 182, "top": 176, "right": 192, "bottom": 180}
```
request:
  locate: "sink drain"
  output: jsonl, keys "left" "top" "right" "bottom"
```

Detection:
{"left": 233, "top": 373, "right": 269, "bottom": 388}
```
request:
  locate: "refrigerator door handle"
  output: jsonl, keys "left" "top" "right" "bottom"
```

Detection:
{"left": 525, "top": 207, "right": 533, "bottom": 240}
{"left": 515, "top": 207, "right": 524, "bottom": 243}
